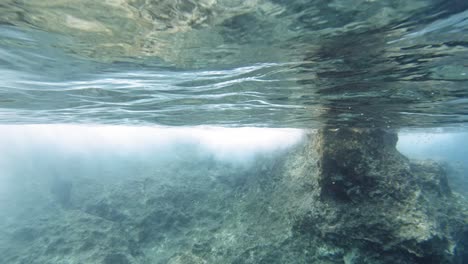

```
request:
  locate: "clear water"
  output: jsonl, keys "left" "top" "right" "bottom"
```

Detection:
{"left": 1, "top": 1, "right": 468, "bottom": 264}
{"left": 0, "top": 0, "right": 467, "bottom": 127}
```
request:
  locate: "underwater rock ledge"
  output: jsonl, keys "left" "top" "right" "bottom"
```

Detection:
{"left": 1, "top": 128, "right": 467, "bottom": 264}
{"left": 287, "top": 128, "right": 467, "bottom": 264}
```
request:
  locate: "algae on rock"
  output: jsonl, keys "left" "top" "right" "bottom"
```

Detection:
{"left": 0, "top": 128, "right": 466, "bottom": 264}
{"left": 287, "top": 128, "right": 468, "bottom": 264}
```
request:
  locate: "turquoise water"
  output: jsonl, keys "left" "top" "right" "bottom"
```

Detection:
{"left": 0, "top": 0, "right": 467, "bottom": 127}
{"left": 1, "top": 1, "right": 468, "bottom": 264}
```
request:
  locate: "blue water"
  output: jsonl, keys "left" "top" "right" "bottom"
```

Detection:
{"left": 1, "top": 1, "right": 468, "bottom": 264}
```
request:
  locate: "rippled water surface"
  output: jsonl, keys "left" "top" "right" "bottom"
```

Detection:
{"left": 1, "top": 0, "right": 468, "bottom": 128}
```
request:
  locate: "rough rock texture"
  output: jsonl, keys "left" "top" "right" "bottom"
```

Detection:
{"left": 286, "top": 128, "right": 468, "bottom": 263}
{"left": 0, "top": 129, "right": 466, "bottom": 264}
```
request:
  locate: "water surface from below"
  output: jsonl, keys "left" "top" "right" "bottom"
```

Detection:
{"left": 0, "top": 0, "right": 467, "bottom": 128}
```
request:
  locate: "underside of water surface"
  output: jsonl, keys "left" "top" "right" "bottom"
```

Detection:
{"left": 0, "top": 0, "right": 467, "bottom": 128}
{"left": 0, "top": 1, "right": 468, "bottom": 264}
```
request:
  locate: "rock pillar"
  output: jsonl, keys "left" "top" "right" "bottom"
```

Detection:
{"left": 290, "top": 128, "right": 466, "bottom": 264}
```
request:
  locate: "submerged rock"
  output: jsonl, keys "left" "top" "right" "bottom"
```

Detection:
{"left": 2, "top": 128, "right": 466, "bottom": 264}
{"left": 286, "top": 128, "right": 467, "bottom": 264}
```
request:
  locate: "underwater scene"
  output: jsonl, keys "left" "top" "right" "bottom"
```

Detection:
{"left": 0, "top": 1, "right": 468, "bottom": 263}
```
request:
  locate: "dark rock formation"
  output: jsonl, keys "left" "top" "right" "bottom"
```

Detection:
{"left": 287, "top": 128, "right": 467, "bottom": 264}
{"left": 315, "top": 128, "right": 409, "bottom": 202}
{"left": 2, "top": 129, "right": 466, "bottom": 264}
